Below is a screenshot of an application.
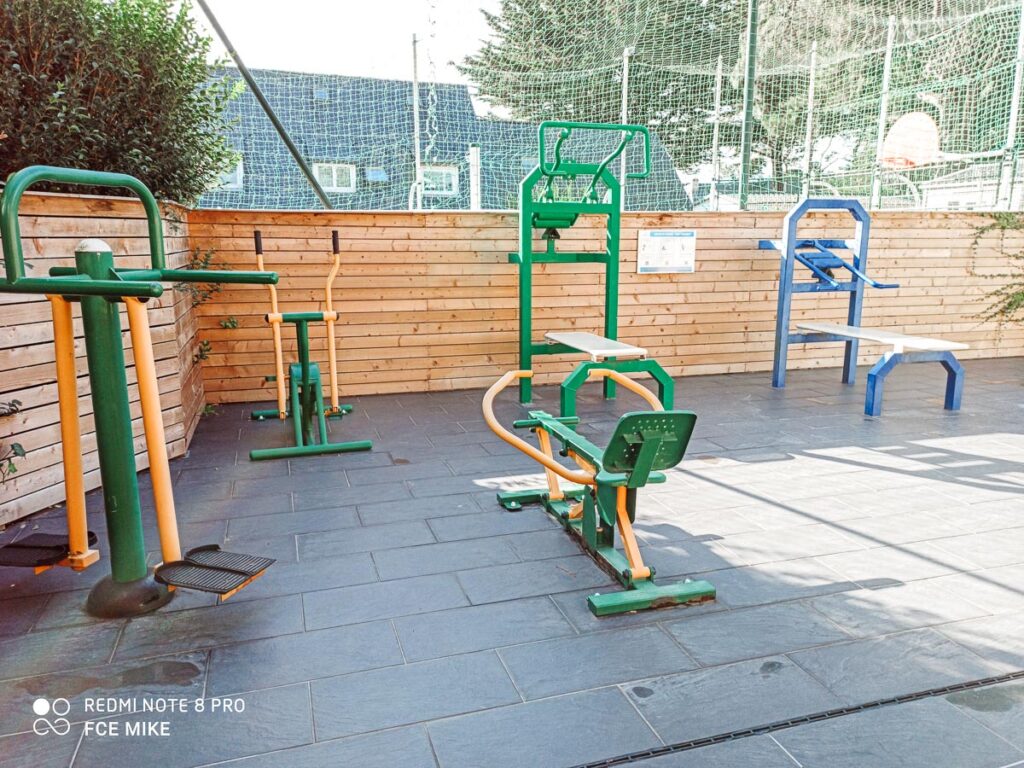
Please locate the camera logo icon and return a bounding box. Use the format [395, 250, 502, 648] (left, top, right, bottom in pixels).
[32, 698, 71, 736]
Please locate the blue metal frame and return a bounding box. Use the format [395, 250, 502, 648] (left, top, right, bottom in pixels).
[760, 198, 898, 389]
[864, 350, 964, 417]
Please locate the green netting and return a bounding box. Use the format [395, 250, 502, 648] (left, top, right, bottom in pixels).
[196, 0, 1024, 212]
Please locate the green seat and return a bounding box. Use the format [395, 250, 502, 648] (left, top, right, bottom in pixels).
[603, 410, 697, 486]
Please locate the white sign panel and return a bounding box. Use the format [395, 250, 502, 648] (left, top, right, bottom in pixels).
[637, 230, 696, 274]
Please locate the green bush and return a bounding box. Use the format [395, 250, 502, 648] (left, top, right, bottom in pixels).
[0, 0, 236, 204]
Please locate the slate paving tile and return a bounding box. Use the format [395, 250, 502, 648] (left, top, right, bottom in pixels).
[0, 652, 206, 736]
[428, 688, 660, 768]
[231, 472, 349, 499]
[630, 736, 798, 767]
[286, 450, 395, 474]
[293, 480, 408, 511]
[34, 586, 217, 631]
[930, 564, 1024, 615]
[226, 552, 377, 602]
[788, 628, 1009, 704]
[0, 728, 83, 768]
[500, 625, 697, 699]
[0, 594, 48, 636]
[666, 602, 851, 666]
[175, 462, 289, 486]
[624, 655, 841, 743]
[775, 696, 1024, 768]
[225, 506, 359, 540]
[407, 474, 498, 498]
[207, 620, 402, 695]
[458, 555, 610, 604]
[691, 557, 858, 609]
[931, 527, 1024, 569]
[946, 679, 1024, 751]
[428, 508, 558, 542]
[936, 611, 1024, 669]
[807, 580, 993, 638]
[303, 573, 469, 630]
[0, 557, 112, 600]
[311, 651, 519, 740]
[297, 520, 435, 560]
[207, 726, 437, 768]
[114, 594, 304, 661]
[639, 540, 741, 578]
[717, 524, 864, 567]
[814, 541, 979, 585]
[0, 622, 122, 681]
[637, 505, 765, 542]
[499, 528, 583, 561]
[73, 683, 313, 768]
[373, 538, 519, 581]
[177, 493, 292, 523]
[393, 596, 575, 662]
[347, 459, 452, 486]
[357, 493, 480, 526]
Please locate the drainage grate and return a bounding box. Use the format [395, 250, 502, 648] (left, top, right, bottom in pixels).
[572, 668, 1024, 768]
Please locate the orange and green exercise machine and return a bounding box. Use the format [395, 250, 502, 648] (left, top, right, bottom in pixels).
[248, 229, 372, 461]
[0, 166, 276, 618]
[482, 368, 716, 616]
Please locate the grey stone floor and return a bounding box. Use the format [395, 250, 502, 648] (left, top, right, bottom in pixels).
[2, 357, 1024, 768]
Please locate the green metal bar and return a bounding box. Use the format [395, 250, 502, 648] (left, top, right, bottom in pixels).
[518, 167, 542, 403]
[194, 0, 333, 210]
[115, 269, 278, 285]
[249, 439, 373, 462]
[280, 311, 333, 323]
[314, 379, 330, 445]
[2, 166, 164, 280]
[538, 122, 651, 180]
[75, 245, 148, 583]
[0, 276, 163, 298]
[294, 323, 314, 446]
[289, 364, 304, 447]
[738, 0, 760, 211]
[604, 172, 621, 401]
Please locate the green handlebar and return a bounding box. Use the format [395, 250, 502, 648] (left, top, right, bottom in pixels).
[2, 166, 166, 281]
[538, 121, 652, 180]
[49, 267, 278, 285]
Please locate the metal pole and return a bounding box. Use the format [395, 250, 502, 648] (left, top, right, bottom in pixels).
[468, 143, 482, 210]
[620, 46, 634, 211]
[803, 42, 818, 198]
[194, 0, 332, 209]
[870, 15, 897, 209]
[711, 55, 723, 211]
[412, 35, 424, 210]
[998, 0, 1024, 209]
[738, 0, 759, 211]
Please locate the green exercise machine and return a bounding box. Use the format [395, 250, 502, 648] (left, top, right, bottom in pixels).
[0, 166, 276, 617]
[248, 230, 372, 461]
[512, 121, 674, 416]
[483, 368, 715, 616]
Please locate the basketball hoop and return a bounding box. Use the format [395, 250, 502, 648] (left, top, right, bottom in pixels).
[880, 112, 941, 168]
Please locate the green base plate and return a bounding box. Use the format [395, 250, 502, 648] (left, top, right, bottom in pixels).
[587, 578, 716, 617]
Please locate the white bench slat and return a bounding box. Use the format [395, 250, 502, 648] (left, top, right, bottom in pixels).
[545, 331, 647, 361]
[795, 322, 969, 353]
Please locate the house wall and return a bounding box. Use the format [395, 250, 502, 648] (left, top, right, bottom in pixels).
[0, 193, 205, 526]
[188, 208, 1024, 402]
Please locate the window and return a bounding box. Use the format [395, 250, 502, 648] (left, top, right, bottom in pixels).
[422, 165, 459, 196]
[365, 167, 389, 183]
[219, 160, 243, 190]
[313, 163, 356, 193]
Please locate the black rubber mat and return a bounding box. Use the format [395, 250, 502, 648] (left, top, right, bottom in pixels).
[0, 531, 98, 567]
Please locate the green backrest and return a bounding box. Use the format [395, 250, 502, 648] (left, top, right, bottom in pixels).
[603, 411, 697, 478]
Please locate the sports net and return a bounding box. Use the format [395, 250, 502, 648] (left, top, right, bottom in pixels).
[196, 0, 1024, 212]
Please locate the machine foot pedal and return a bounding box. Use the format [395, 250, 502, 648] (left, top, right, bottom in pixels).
[0, 531, 98, 567]
[155, 545, 274, 598]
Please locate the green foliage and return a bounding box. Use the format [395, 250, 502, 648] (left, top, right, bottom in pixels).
[0, 0, 237, 204]
[972, 212, 1024, 324]
[175, 248, 222, 307]
[219, 316, 239, 329]
[0, 399, 23, 485]
[202, 403, 220, 416]
[192, 339, 212, 363]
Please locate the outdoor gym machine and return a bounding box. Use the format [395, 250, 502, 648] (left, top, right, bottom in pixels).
[482, 368, 715, 616]
[0, 166, 276, 618]
[248, 230, 372, 461]
[512, 121, 674, 416]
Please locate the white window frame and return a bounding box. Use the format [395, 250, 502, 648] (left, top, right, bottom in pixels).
[313, 162, 357, 194]
[220, 160, 244, 190]
[422, 165, 459, 197]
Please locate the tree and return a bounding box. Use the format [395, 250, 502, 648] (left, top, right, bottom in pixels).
[0, 0, 236, 204]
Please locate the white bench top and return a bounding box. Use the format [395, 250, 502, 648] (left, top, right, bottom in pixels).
[796, 322, 969, 353]
[545, 332, 647, 361]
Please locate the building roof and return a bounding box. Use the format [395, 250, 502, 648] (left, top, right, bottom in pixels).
[199, 68, 691, 211]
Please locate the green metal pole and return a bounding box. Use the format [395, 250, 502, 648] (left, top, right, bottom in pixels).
[604, 171, 621, 401]
[738, 0, 759, 211]
[295, 321, 314, 445]
[519, 177, 534, 403]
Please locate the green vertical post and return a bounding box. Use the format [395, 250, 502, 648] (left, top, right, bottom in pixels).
[738, 0, 759, 211]
[295, 321, 314, 445]
[519, 175, 534, 403]
[77, 241, 171, 617]
[603, 175, 621, 400]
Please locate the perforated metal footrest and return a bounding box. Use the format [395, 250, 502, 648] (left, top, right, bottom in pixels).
[155, 545, 274, 598]
[0, 531, 98, 567]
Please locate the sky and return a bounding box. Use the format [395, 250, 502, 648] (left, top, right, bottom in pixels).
[187, 0, 501, 84]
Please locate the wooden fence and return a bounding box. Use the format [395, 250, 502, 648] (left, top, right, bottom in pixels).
[0, 193, 203, 525]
